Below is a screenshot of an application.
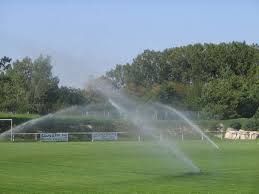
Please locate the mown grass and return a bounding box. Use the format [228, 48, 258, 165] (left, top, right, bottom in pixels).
[0, 113, 39, 129]
[0, 140, 258, 193]
[0, 112, 39, 119]
[149, 118, 252, 132]
[0, 112, 117, 126]
[0, 111, 252, 131]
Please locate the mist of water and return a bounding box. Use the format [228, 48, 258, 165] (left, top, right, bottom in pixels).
[0, 79, 217, 173]
[95, 79, 221, 172]
[156, 103, 219, 149]
[0, 106, 78, 140]
[96, 80, 218, 149]
[93, 80, 200, 172]
[109, 98, 200, 172]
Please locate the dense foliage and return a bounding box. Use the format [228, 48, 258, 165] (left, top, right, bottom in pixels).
[0, 55, 88, 114]
[229, 121, 242, 130]
[243, 119, 259, 131]
[106, 42, 259, 119]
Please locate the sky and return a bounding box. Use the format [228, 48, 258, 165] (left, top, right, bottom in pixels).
[0, 0, 258, 88]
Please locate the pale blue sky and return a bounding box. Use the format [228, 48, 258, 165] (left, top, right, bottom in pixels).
[1, 0, 258, 88]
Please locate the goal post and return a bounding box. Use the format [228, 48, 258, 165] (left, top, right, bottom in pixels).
[0, 119, 13, 141]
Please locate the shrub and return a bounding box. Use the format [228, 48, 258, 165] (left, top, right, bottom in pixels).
[253, 108, 259, 118]
[229, 121, 241, 130]
[243, 120, 259, 131]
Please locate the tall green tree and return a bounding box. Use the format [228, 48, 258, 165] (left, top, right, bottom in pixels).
[29, 55, 59, 114]
[0, 56, 11, 74]
[105, 42, 259, 118]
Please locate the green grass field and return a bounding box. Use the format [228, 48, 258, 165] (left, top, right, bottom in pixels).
[0, 140, 258, 193]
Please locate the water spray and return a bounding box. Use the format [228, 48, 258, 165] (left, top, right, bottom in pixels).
[157, 103, 219, 149]
[108, 98, 201, 173]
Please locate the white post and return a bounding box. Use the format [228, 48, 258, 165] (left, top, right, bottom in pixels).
[181, 131, 184, 141]
[11, 119, 13, 142]
[159, 133, 162, 141]
[201, 135, 204, 140]
[138, 135, 141, 142]
[0, 119, 13, 142]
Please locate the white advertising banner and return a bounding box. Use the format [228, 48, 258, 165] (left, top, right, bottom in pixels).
[40, 133, 68, 142]
[92, 132, 118, 141]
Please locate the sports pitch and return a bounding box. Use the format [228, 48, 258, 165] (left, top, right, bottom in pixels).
[0, 141, 258, 193]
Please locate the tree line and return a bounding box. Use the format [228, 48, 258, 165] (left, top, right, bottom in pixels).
[0, 55, 88, 114]
[105, 42, 259, 119]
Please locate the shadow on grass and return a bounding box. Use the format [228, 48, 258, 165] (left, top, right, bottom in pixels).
[157, 171, 209, 180]
[110, 170, 211, 187]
